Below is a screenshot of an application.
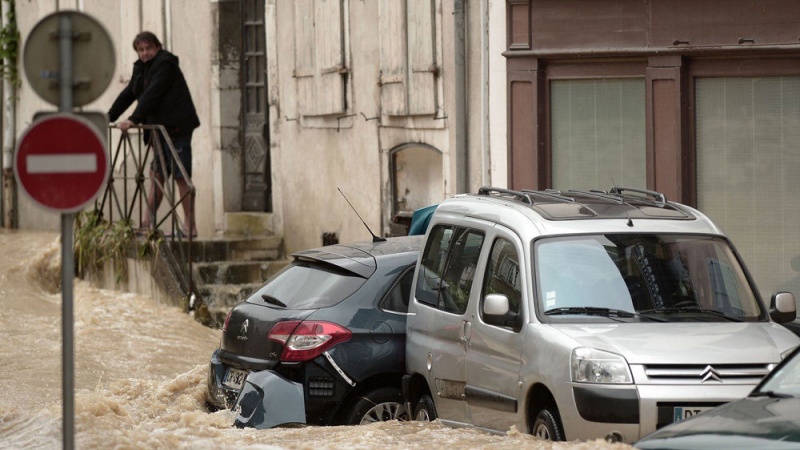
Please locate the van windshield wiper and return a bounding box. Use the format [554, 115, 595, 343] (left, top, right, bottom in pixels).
[545, 306, 668, 322]
[262, 294, 287, 308]
[546, 307, 635, 318]
[638, 307, 742, 322]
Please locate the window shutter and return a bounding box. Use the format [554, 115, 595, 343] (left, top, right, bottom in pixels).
[294, 0, 316, 115]
[294, 0, 346, 117]
[407, 0, 437, 115]
[380, 0, 408, 116]
[315, 0, 345, 115]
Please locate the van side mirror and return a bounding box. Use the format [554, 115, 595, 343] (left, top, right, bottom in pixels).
[483, 294, 509, 316]
[769, 292, 797, 324]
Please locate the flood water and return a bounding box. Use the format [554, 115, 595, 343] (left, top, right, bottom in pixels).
[0, 229, 632, 449]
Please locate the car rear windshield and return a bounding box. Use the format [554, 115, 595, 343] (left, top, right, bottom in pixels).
[535, 234, 765, 321]
[247, 260, 367, 309]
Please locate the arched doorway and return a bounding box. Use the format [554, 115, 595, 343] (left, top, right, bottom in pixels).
[388, 143, 444, 235]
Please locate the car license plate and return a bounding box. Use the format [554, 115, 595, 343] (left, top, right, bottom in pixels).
[223, 368, 248, 390]
[673, 406, 713, 422]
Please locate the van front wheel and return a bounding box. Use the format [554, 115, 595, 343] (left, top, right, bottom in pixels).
[532, 406, 564, 441]
[413, 394, 437, 421]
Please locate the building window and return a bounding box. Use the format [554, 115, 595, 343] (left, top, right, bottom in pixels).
[550, 78, 646, 190]
[696, 76, 800, 299]
[294, 0, 349, 116]
[379, 0, 440, 117]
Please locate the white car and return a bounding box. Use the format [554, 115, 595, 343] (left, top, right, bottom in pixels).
[402, 187, 799, 445]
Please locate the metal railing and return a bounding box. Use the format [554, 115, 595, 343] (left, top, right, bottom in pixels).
[95, 124, 195, 300]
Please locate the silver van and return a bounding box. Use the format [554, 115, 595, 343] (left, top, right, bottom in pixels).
[402, 187, 799, 444]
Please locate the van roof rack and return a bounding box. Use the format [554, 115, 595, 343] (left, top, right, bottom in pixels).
[609, 186, 666, 206]
[473, 186, 691, 221]
[477, 187, 534, 205]
[567, 189, 624, 204]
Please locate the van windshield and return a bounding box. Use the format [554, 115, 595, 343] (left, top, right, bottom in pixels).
[534, 234, 765, 322]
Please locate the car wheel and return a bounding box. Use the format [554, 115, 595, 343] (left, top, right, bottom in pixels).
[205, 401, 221, 413]
[413, 394, 437, 421]
[532, 406, 564, 441]
[345, 387, 408, 425]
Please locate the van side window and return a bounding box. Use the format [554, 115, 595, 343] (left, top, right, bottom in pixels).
[416, 225, 455, 307]
[415, 225, 484, 314]
[439, 229, 484, 313]
[481, 238, 523, 331]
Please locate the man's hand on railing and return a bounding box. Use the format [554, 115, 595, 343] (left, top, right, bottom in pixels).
[117, 119, 135, 132]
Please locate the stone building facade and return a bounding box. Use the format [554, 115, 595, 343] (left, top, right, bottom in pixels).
[5, 0, 508, 253]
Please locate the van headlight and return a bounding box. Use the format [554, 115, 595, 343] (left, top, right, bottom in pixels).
[571, 348, 632, 384]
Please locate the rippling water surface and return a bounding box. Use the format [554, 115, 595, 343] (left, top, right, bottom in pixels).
[0, 229, 632, 449]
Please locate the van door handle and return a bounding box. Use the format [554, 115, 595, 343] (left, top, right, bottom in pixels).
[461, 320, 471, 343]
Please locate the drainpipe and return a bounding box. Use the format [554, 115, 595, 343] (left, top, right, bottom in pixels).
[480, 0, 490, 187]
[454, 0, 467, 193]
[1, 0, 16, 228]
[163, 0, 172, 50]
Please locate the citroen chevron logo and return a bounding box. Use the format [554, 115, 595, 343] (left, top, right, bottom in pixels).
[700, 365, 722, 383]
[237, 319, 249, 341]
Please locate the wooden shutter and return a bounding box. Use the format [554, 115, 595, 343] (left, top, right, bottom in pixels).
[294, 0, 316, 115]
[380, 0, 408, 116]
[294, 0, 346, 116]
[407, 0, 437, 115]
[380, 0, 437, 117]
[315, 0, 345, 115]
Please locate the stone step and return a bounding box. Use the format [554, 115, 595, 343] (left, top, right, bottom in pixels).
[224, 212, 275, 237]
[196, 283, 263, 324]
[171, 235, 284, 263]
[199, 283, 260, 308]
[193, 259, 290, 285]
[182, 212, 285, 328]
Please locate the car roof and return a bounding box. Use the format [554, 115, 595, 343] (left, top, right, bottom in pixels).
[433, 186, 725, 238]
[290, 235, 423, 278]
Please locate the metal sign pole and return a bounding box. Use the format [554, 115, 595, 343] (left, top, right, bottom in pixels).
[58, 14, 75, 450]
[19, 13, 114, 449]
[20, 11, 114, 447]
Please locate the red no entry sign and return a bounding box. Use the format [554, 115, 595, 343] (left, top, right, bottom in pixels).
[14, 113, 109, 213]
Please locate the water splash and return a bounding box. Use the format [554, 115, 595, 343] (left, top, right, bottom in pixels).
[0, 230, 633, 449]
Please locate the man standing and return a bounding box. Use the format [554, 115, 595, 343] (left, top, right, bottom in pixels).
[108, 31, 200, 237]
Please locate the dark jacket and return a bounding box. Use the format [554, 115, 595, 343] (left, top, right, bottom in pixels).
[108, 49, 200, 134]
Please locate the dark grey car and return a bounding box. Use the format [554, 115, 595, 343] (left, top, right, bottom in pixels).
[206, 236, 422, 427]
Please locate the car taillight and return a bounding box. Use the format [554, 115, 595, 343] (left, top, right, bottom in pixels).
[268, 320, 352, 362]
[222, 310, 233, 332]
[220, 310, 234, 346]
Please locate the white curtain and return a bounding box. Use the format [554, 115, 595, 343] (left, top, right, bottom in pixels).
[550, 79, 646, 190]
[696, 77, 800, 302]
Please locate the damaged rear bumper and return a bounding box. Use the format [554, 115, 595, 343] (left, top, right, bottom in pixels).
[206, 349, 307, 429]
[233, 370, 307, 429]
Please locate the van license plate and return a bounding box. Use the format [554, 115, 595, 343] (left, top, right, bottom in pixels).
[673, 406, 712, 422]
[223, 368, 248, 389]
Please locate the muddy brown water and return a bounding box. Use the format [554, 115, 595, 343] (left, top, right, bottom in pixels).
[0, 229, 631, 449]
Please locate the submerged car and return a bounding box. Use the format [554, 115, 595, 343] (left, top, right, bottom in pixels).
[206, 236, 422, 428]
[635, 346, 800, 449]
